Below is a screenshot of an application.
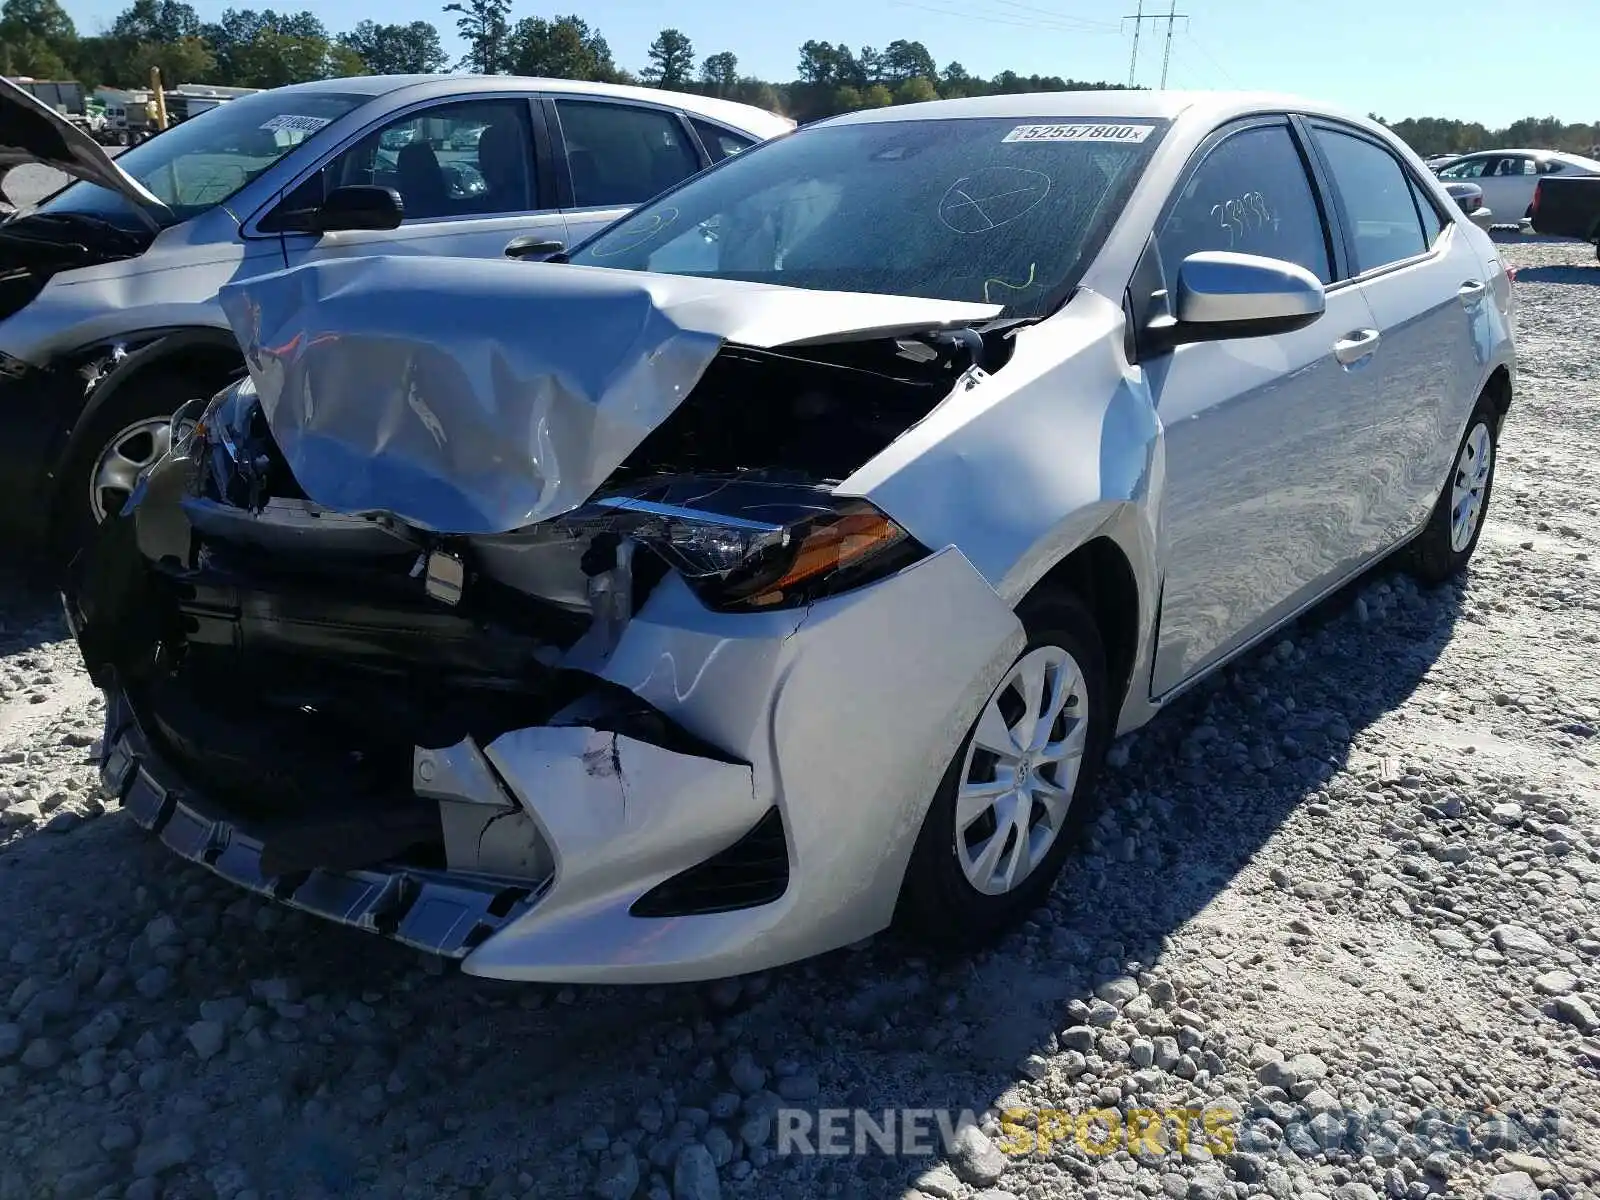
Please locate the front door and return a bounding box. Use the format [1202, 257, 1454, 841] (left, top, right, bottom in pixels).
[278, 96, 567, 268]
[1149, 118, 1381, 695]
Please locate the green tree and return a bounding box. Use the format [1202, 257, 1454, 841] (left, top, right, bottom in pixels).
[642, 27, 694, 88]
[0, 0, 77, 77]
[832, 85, 862, 112]
[894, 76, 938, 105]
[202, 9, 338, 87]
[862, 83, 892, 108]
[880, 39, 935, 83]
[326, 41, 369, 76]
[506, 14, 618, 80]
[339, 20, 447, 74]
[111, 0, 200, 42]
[699, 50, 738, 96]
[442, 0, 511, 73]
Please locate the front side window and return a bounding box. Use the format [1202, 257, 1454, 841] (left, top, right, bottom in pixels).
[37, 90, 368, 227]
[316, 99, 536, 222]
[1439, 156, 1491, 180]
[567, 116, 1166, 317]
[1158, 123, 1332, 286]
[1312, 127, 1427, 273]
[556, 100, 701, 208]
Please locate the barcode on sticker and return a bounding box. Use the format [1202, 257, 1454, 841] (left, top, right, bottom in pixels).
[260, 114, 332, 135]
[1003, 123, 1154, 144]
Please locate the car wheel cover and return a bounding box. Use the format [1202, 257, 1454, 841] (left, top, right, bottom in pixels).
[955, 643, 1089, 896]
[88, 413, 188, 524]
[1449, 420, 1493, 553]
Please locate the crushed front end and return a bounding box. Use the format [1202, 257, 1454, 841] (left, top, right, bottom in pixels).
[64, 257, 1026, 982]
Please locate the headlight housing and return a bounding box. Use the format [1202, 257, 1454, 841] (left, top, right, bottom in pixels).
[557, 477, 927, 612]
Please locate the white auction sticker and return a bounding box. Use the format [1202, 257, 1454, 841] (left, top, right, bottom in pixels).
[260, 114, 333, 135]
[1002, 123, 1155, 144]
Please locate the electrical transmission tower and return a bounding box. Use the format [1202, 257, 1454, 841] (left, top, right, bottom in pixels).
[1124, 0, 1188, 89]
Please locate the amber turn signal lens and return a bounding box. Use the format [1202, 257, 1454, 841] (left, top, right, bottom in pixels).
[749, 507, 907, 606]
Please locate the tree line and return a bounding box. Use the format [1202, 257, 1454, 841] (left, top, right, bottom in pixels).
[2, 0, 1594, 149]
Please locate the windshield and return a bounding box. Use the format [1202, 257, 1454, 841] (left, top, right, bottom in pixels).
[567, 116, 1167, 317]
[38, 90, 370, 228]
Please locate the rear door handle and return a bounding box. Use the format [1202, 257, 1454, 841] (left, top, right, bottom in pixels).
[1334, 328, 1381, 366]
[1458, 279, 1488, 305]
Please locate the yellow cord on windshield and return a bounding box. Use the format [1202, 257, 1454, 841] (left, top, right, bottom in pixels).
[983, 262, 1037, 304]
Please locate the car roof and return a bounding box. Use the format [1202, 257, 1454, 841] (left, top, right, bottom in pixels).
[814, 89, 1378, 129]
[264, 74, 794, 138]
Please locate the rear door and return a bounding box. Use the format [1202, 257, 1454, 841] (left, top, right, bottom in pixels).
[1304, 120, 1484, 552]
[270, 94, 567, 268]
[546, 97, 711, 246]
[1149, 117, 1385, 694]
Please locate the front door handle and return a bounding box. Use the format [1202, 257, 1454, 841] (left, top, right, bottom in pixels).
[1458, 279, 1488, 305]
[1333, 328, 1381, 366]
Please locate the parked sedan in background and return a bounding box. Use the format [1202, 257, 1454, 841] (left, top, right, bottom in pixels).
[1444, 180, 1495, 229]
[1437, 148, 1600, 222]
[70, 90, 1514, 984]
[0, 74, 791, 555]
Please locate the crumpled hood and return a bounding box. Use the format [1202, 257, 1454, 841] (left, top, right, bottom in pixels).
[0, 76, 167, 212]
[216, 254, 1001, 534]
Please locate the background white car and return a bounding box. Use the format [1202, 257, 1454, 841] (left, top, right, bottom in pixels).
[0, 74, 791, 553]
[1436, 148, 1600, 222]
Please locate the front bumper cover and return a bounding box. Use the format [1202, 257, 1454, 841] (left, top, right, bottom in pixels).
[89, 545, 1024, 984]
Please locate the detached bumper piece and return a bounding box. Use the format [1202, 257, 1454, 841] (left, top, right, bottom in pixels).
[100, 693, 545, 959]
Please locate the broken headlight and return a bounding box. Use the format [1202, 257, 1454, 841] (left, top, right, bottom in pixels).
[562, 477, 927, 612]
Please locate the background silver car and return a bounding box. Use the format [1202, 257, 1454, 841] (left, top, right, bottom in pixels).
[0, 74, 790, 553]
[74, 90, 1515, 984]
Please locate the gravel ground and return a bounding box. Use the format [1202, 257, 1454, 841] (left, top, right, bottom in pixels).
[1, 239, 1598, 1200]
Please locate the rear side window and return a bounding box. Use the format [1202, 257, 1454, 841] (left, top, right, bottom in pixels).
[691, 118, 755, 162]
[1158, 122, 1333, 287]
[555, 100, 700, 207]
[1312, 127, 1427, 273]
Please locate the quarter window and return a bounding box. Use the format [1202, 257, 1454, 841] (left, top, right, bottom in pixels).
[556, 100, 701, 207]
[1312, 127, 1428, 272]
[1158, 123, 1332, 288]
[1408, 177, 1445, 247]
[691, 118, 755, 163]
[315, 99, 536, 222]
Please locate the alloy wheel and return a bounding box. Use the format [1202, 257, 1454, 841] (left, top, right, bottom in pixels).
[1449, 420, 1494, 553]
[87, 415, 184, 524]
[955, 644, 1090, 896]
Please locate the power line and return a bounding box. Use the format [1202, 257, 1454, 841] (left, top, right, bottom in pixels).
[1124, 1, 1188, 88]
[1185, 30, 1240, 88]
[987, 0, 1120, 32]
[889, 0, 1120, 36]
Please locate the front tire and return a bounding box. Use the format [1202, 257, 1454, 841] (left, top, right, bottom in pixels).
[1405, 397, 1499, 586]
[897, 590, 1113, 949]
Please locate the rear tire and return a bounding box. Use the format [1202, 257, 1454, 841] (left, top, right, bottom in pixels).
[897, 590, 1113, 950]
[1405, 396, 1499, 586]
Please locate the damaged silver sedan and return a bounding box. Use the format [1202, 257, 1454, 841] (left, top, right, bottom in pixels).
[66, 91, 1515, 983]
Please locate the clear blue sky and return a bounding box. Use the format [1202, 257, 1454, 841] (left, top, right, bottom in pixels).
[62, 0, 1595, 129]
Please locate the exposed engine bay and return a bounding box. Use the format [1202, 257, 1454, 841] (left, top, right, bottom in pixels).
[71, 263, 1018, 901]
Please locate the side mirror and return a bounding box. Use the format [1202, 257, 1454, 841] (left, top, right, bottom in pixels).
[314, 185, 404, 232]
[1146, 251, 1325, 353]
[503, 235, 566, 261]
